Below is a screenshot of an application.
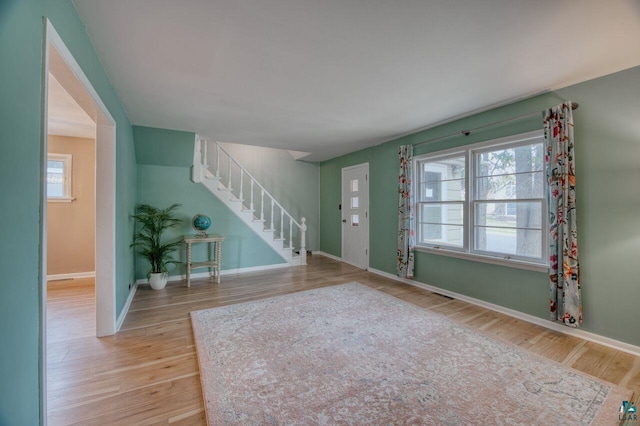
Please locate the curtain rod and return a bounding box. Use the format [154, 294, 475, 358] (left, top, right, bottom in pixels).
[414, 102, 579, 148]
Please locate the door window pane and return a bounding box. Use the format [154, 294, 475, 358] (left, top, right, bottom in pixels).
[351, 179, 359, 192]
[351, 196, 359, 209]
[351, 214, 359, 226]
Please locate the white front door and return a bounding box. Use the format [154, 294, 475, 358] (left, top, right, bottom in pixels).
[341, 163, 369, 269]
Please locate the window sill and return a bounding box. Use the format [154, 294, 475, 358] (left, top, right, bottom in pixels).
[47, 197, 75, 203]
[414, 245, 549, 273]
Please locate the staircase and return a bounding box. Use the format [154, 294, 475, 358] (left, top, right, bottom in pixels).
[192, 136, 307, 266]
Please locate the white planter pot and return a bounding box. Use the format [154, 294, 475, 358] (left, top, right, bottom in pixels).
[148, 272, 168, 290]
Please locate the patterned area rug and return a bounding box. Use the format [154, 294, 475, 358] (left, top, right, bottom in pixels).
[191, 283, 630, 425]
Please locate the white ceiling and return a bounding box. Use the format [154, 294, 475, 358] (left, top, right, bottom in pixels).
[73, 0, 640, 161]
[48, 73, 96, 139]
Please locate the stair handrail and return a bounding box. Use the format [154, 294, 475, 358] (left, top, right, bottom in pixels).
[213, 142, 303, 229]
[195, 136, 307, 262]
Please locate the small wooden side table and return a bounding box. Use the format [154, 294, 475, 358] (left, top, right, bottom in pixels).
[183, 234, 224, 287]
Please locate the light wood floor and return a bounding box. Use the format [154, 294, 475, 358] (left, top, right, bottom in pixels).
[47, 255, 640, 425]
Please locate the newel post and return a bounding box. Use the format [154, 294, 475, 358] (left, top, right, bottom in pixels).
[192, 137, 202, 183]
[300, 217, 307, 265]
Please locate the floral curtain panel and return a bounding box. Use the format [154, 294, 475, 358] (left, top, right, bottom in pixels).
[397, 145, 415, 278]
[543, 102, 582, 327]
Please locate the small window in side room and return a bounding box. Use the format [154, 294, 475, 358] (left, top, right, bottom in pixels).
[47, 153, 74, 202]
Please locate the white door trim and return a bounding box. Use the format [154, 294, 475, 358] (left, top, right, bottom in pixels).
[341, 162, 370, 269]
[42, 18, 117, 423]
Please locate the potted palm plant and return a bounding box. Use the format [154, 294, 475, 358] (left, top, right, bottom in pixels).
[131, 203, 183, 290]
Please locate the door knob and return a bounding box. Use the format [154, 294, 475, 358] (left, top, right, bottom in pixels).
[342, 219, 347, 223]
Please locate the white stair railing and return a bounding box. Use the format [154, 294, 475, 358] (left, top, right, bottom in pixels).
[193, 137, 307, 264]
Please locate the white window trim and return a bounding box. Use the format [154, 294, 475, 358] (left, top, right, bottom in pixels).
[47, 153, 75, 202]
[414, 245, 548, 272]
[415, 150, 467, 251]
[413, 130, 548, 272]
[418, 161, 461, 246]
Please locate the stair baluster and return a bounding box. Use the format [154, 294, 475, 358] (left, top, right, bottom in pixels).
[270, 200, 275, 231]
[289, 216, 293, 249]
[300, 218, 306, 256]
[215, 144, 221, 178]
[250, 179, 254, 211]
[280, 210, 284, 240]
[202, 139, 208, 166]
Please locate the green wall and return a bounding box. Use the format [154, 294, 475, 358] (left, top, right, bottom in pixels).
[555, 68, 640, 342]
[136, 165, 287, 278]
[0, 2, 137, 424]
[321, 66, 640, 348]
[133, 125, 195, 167]
[134, 127, 289, 279]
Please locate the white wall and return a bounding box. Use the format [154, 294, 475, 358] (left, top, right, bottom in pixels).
[215, 142, 320, 251]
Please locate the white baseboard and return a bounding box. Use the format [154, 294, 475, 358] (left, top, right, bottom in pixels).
[220, 263, 290, 276]
[116, 282, 138, 332]
[313, 251, 342, 262]
[47, 271, 95, 281]
[135, 263, 291, 285]
[367, 267, 640, 357]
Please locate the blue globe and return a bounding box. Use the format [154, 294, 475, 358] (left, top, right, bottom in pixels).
[192, 214, 211, 234]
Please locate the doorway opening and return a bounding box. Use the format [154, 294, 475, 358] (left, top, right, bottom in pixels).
[42, 20, 117, 420]
[46, 66, 97, 346]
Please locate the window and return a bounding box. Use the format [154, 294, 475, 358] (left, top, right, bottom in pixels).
[416, 155, 465, 248]
[414, 131, 546, 270]
[47, 153, 73, 202]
